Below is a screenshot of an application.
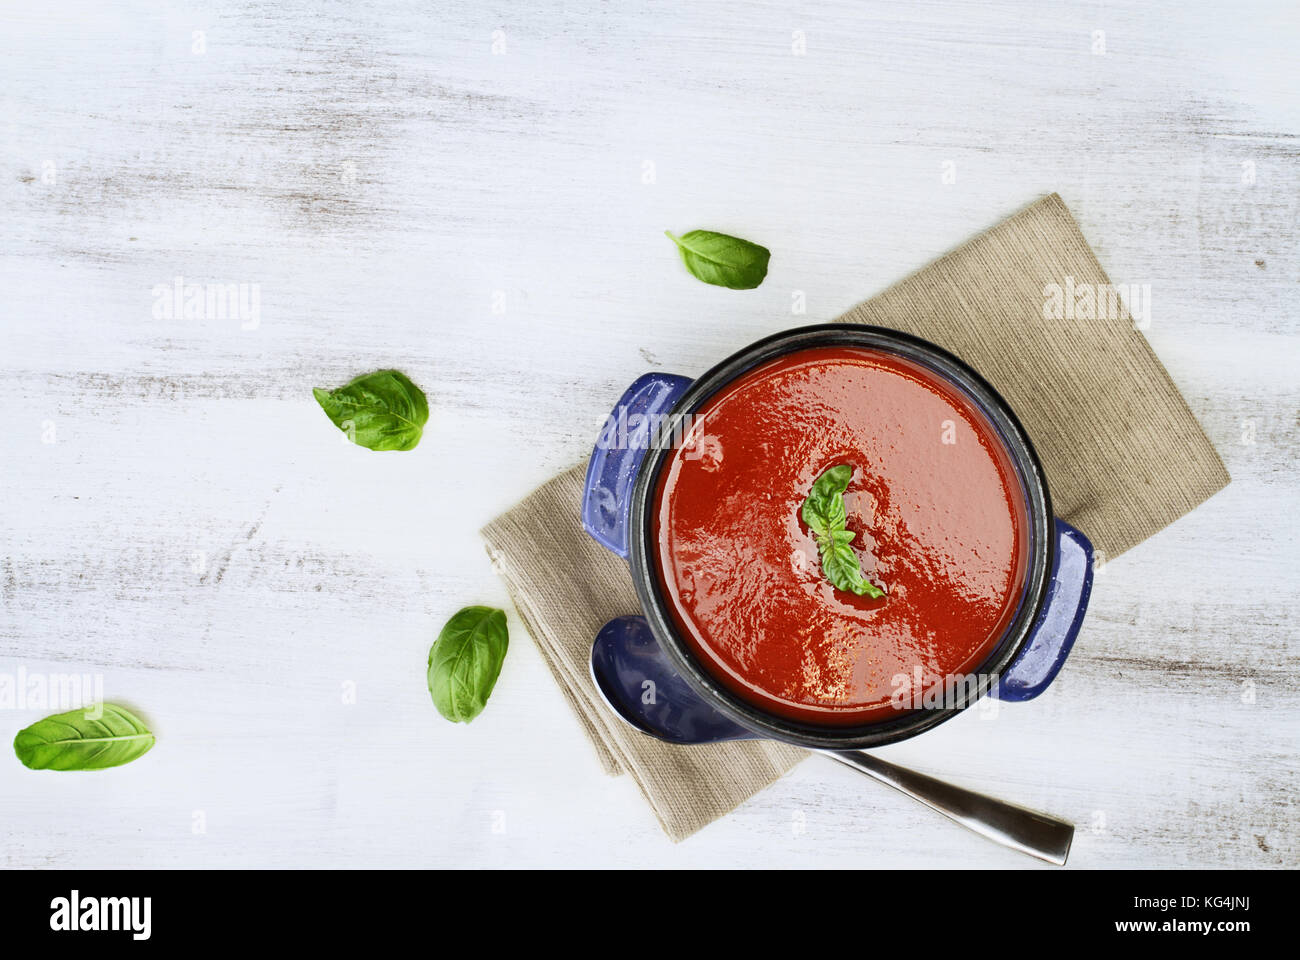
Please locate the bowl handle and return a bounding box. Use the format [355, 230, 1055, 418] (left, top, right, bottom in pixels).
[581, 373, 693, 559]
[992, 519, 1094, 701]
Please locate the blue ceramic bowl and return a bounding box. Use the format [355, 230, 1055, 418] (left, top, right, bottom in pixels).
[581, 324, 1092, 750]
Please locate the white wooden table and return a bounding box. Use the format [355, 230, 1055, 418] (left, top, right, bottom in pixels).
[2, 0, 1296, 868]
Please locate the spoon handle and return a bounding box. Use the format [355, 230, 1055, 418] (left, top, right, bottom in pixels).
[822, 750, 1074, 865]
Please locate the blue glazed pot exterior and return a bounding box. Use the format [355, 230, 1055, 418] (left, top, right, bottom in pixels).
[993, 519, 1093, 700]
[581, 373, 692, 559]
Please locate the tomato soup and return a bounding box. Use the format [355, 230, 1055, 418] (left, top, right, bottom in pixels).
[653, 346, 1029, 725]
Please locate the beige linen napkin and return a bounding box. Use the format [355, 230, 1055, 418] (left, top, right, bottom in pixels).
[482, 193, 1229, 841]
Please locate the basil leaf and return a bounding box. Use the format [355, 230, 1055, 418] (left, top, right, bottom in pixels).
[800, 466, 886, 599]
[427, 606, 509, 723]
[822, 538, 885, 598]
[801, 463, 852, 536]
[313, 369, 429, 451]
[13, 704, 155, 771]
[665, 229, 770, 289]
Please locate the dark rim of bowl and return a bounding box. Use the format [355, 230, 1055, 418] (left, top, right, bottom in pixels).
[626, 323, 1055, 750]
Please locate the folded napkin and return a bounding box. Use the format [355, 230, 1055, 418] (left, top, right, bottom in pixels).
[482, 193, 1229, 841]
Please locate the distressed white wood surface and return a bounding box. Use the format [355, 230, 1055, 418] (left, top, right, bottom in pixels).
[1, 0, 1296, 868]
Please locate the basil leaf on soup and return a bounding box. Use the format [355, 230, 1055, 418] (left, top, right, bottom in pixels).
[427, 606, 509, 723]
[665, 229, 770, 290]
[801, 463, 852, 537]
[801, 465, 886, 599]
[13, 704, 155, 771]
[824, 538, 885, 598]
[313, 369, 429, 451]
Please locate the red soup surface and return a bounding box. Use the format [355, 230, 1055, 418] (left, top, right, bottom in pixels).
[653, 346, 1029, 725]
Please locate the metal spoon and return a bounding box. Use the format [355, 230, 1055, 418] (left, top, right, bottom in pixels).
[591, 616, 1073, 865]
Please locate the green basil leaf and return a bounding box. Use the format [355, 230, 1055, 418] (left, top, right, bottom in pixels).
[801, 464, 852, 536]
[665, 229, 770, 289]
[427, 606, 509, 723]
[823, 539, 886, 598]
[801, 465, 886, 599]
[13, 704, 155, 771]
[313, 369, 429, 451]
